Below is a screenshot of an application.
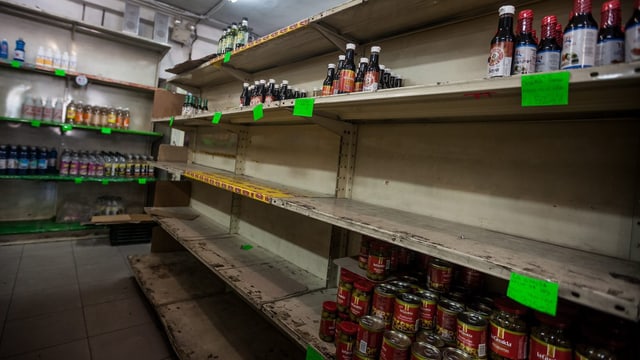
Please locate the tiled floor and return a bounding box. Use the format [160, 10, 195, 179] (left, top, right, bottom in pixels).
[0, 239, 175, 360]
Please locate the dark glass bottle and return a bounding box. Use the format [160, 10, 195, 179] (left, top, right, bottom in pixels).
[626, 0, 640, 62]
[322, 63, 336, 96]
[264, 79, 276, 105]
[0, 145, 6, 175]
[488, 5, 516, 78]
[536, 15, 562, 72]
[258, 79, 267, 103]
[378, 64, 386, 89]
[513, 9, 537, 75]
[47, 147, 57, 173]
[363, 46, 381, 92]
[279, 80, 289, 101]
[381, 67, 392, 89]
[332, 55, 345, 95]
[595, 0, 624, 66]
[338, 43, 357, 93]
[354, 57, 368, 92]
[240, 82, 249, 106]
[250, 81, 261, 105]
[561, 0, 599, 69]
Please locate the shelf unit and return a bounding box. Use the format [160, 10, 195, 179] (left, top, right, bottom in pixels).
[0, 219, 99, 236]
[0, 116, 163, 137]
[0, 174, 155, 183]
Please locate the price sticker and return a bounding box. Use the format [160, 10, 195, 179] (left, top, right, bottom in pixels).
[305, 346, 323, 360]
[253, 103, 264, 121]
[521, 71, 570, 107]
[223, 52, 232, 63]
[31, 120, 41, 127]
[101, 180, 109, 185]
[212, 112, 222, 124]
[61, 124, 73, 132]
[74, 178, 83, 184]
[10, 60, 21, 68]
[293, 98, 315, 118]
[138, 178, 147, 185]
[169, 116, 174, 127]
[507, 272, 558, 316]
[101, 127, 112, 134]
[240, 244, 253, 251]
[54, 69, 66, 77]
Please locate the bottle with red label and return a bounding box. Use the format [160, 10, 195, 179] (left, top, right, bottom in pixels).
[240, 82, 250, 106]
[249, 80, 261, 105]
[363, 46, 381, 91]
[322, 64, 336, 96]
[349, 280, 374, 322]
[626, 0, 640, 62]
[536, 15, 562, 72]
[336, 321, 359, 360]
[338, 43, 357, 94]
[488, 5, 516, 78]
[489, 297, 529, 360]
[595, 0, 624, 66]
[333, 55, 346, 95]
[561, 0, 598, 69]
[512, 9, 537, 75]
[354, 57, 369, 93]
[529, 312, 572, 360]
[263, 79, 277, 105]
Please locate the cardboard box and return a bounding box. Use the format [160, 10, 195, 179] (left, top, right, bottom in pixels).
[152, 89, 184, 118]
[90, 214, 153, 225]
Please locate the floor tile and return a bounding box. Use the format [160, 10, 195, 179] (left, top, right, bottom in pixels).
[7, 283, 82, 321]
[117, 243, 150, 258]
[0, 308, 86, 357]
[12, 265, 77, 294]
[18, 253, 75, 272]
[0, 245, 23, 260]
[79, 276, 139, 306]
[83, 296, 154, 337]
[1, 339, 91, 360]
[0, 294, 10, 339]
[21, 242, 71, 257]
[89, 322, 172, 360]
[76, 258, 131, 285]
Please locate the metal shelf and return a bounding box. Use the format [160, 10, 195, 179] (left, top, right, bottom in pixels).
[0, 174, 155, 183]
[0, 219, 100, 235]
[0, 116, 163, 137]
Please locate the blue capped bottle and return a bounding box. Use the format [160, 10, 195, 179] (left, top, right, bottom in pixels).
[13, 38, 25, 62]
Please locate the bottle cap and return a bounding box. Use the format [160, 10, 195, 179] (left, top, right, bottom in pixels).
[338, 54, 345, 60]
[385, 68, 392, 72]
[499, 5, 516, 16]
[254, 80, 260, 85]
[518, 9, 534, 19]
[243, 82, 249, 86]
[602, 0, 620, 11]
[371, 46, 381, 53]
[259, 79, 266, 84]
[268, 78, 276, 83]
[346, 43, 356, 50]
[328, 63, 336, 68]
[542, 15, 558, 25]
[359, 57, 369, 63]
[380, 64, 386, 70]
[282, 80, 289, 84]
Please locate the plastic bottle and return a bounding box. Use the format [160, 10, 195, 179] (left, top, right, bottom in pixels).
[78, 152, 88, 176]
[17, 146, 28, 175]
[13, 38, 25, 62]
[595, 0, 624, 66]
[561, 0, 599, 69]
[95, 154, 104, 177]
[338, 43, 357, 93]
[87, 153, 96, 177]
[626, 0, 640, 62]
[0, 39, 8, 59]
[59, 150, 70, 176]
[536, 15, 562, 72]
[68, 152, 79, 176]
[37, 147, 48, 174]
[0, 145, 7, 175]
[69, 52, 77, 71]
[47, 147, 57, 173]
[103, 153, 113, 177]
[513, 9, 537, 75]
[21, 95, 34, 119]
[61, 51, 70, 70]
[33, 97, 44, 120]
[28, 146, 38, 174]
[43, 97, 54, 121]
[236, 17, 249, 49]
[488, 5, 516, 77]
[7, 146, 18, 175]
[44, 47, 53, 68]
[52, 49, 62, 68]
[363, 46, 382, 92]
[333, 55, 346, 95]
[65, 101, 76, 123]
[36, 46, 45, 66]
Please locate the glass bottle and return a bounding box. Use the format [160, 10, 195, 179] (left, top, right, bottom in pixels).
[236, 17, 249, 49]
[354, 57, 369, 92]
[65, 101, 76, 124]
[382, 67, 392, 89]
[322, 63, 336, 96]
[0, 145, 6, 175]
[512, 9, 537, 75]
[240, 82, 250, 106]
[279, 80, 289, 101]
[595, 0, 624, 66]
[82, 104, 91, 125]
[488, 5, 516, 78]
[625, 0, 640, 63]
[273, 84, 281, 100]
[489, 297, 528, 360]
[536, 15, 562, 72]
[561, 0, 599, 69]
[250, 80, 261, 105]
[74, 101, 84, 124]
[333, 54, 346, 95]
[378, 65, 386, 89]
[529, 312, 572, 360]
[338, 43, 357, 93]
[107, 106, 117, 128]
[123, 108, 131, 129]
[227, 23, 238, 53]
[114, 107, 124, 128]
[264, 79, 276, 104]
[363, 46, 381, 91]
[217, 28, 227, 56]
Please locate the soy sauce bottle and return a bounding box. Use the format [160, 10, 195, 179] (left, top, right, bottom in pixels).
[338, 43, 357, 93]
[626, 0, 640, 63]
[536, 15, 562, 72]
[363, 46, 381, 91]
[354, 57, 369, 92]
[595, 0, 624, 66]
[264, 79, 277, 105]
[333, 55, 345, 95]
[512, 9, 537, 75]
[240, 82, 250, 106]
[279, 80, 289, 101]
[561, 0, 598, 69]
[322, 64, 336, 96]
[488, 5, 516, 77]
[250, 81, 261, 105]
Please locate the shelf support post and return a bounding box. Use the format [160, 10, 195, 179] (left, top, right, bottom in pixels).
[229, 127, 250, 234]
[336, 125, 358, 199]
[327, 226, 350, 287]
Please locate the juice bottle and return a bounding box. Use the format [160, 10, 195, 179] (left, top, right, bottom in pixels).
[488, 5, 516, 77]
[561, 0, 599, 69]
[512, 9, 537, 75]
[595, 0, 624, 66]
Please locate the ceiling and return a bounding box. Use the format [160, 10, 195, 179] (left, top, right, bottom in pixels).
[153, 0, 348, 36]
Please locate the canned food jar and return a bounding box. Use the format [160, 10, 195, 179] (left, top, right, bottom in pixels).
[457, 267, 484, 292]
[388, 280, 413, 294]
[397, 247, 415, 271]
[367, 240, 389, 281]
[457, 311, 488, 359]
[429, 258, 454, 292]
[380, 330, 412, 360]
[389, 245, 399, 272]
[337, 270, 357, 313]
[356, 315, 386, 358]
[436, 298, 465, 345]
[417, 330, 446, 349]
[529, 312, 572, 360]
[443, 347, 474, 360]
[466, 302, 493, 321]
[393, 292, 421, 334]
[359, 236, 372, 269]
[319, 301, 338, 342]
[372, 284, 398, 329]
[412, 341, 442, 360]
[417, 289, 439, 330]
[489, 297, 528, 360]
[335, 312, 351, 344]
[350, 279, 374, 322]
[336, 321, 359, 360]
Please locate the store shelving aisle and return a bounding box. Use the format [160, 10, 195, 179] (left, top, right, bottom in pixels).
[0, 239, 175, 360]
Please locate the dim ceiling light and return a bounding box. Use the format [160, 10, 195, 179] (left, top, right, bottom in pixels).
[228, 0, 238, 3]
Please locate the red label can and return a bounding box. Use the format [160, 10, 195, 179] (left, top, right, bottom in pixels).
[436, 298, 465, 345]
[429, 258, 453, 292]
[379, 330, 412, 360]
[392, 293, 421, 334]
[529, 336, 572, 360]
[489, 322, 527, 360]
[457, 311, 488, 359]
[356, 315, 386, 358]
[372, 284, 397, 329]
[416, 290, 439, 330]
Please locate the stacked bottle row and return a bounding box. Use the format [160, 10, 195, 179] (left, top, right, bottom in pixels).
[0, 145, 57, 175]
[65, 101, 131, 129]
[21, 96, 64, 122]
[59, 150, 154, 178]
[240, 79, 312, 107]
[181, 94, 209, 116]
[217, 17, 251, 55]
[488, 0, 640, 77]
[35, 46, 78, 71]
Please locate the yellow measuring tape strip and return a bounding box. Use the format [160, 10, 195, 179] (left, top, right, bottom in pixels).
[184, 170, 293, 203]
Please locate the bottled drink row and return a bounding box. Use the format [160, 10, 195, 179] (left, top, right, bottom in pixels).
[181, 94, 210, 117]
[488, 0, 640, 77]
[216, 17, 251, 55]
[21, 95, 64, 122]
[240, 79, 313, 107]
[0, 145, 57, 175]
[59, 150, 155, 178]
[0, 37, 78, 70]
[322, 44, 403, 96]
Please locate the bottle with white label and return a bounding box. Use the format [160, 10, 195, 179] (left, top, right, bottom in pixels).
[53, 98, 64, 122]
[69, 52, 77, 71]
[536, 15, 562, 72]
[626, 0, 640, 62]
[43, 97, 54, 121]
[61, 51, 70, 70]
[512, 9, 537, 75]
[52, 50, 62, 68]
[488, 5, 516, 78]
[595, 0, 624, 66]
[561, 0, 598, 69]
[44, 47, 53, 68]
[36, 46, 45, 66]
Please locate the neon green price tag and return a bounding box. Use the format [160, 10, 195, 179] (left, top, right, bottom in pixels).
[305, 346, 323, 360]
[138, 178, 147, 185]
[212, 112, 222, 124]
[54, 69, 66, 77]
[223, 52, 232, 63]
[101, 127, 112, 134]
[293, 98, 315, 118]
[521, 71, 570, 107]
[31, 120, 41, 127]
[253, 104, 264, 121]
[507, 272, 558, 316]
[10, 60, 21, 68]
[101, 180, 109, 185]
[74, 178, 83, 184]
[240, 244, 253, 251]
[61, 124, 73, 132]
[169, 116, 174, 127]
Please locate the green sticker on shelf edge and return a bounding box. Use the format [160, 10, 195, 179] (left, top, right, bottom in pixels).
[212, 112, 222, 124]
[521, 71, 570, 107]
[54, 68, 66, 77]
[223, 51, 232, 63]
[507, 272, 558, 316]
[31, 120, 41, 127]
[169, 116, 174, 127]
[253, 103, 264, 121]
[10, 60, 21, 68]
[74, 178, 83, 184]
[61, 124, 73, 132]
[240, 244, 253, 251]
[101, 180, 109, 185]
[293, 98, 315, 118]
[101, 127, 112, 134]
[138, 178, 147, 185]
[305, 346, 323, 360]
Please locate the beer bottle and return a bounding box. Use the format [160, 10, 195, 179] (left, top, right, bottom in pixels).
[236, 18, 249, 49]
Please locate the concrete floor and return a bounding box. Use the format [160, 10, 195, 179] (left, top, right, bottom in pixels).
[0, 239, 175, 360]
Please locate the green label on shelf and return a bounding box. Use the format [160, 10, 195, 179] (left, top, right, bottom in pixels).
[293, 98, 315, 118]
[169, 116, 174, 127]
[101, 127, 112, 134]
[54, 68, 66, 77]
[507, 272, 558, 316]
[305, 346, 323, 360]
[74, 178, 83, 184]
[101, 180, 109, 185]
[138, 178, 147, 185]
[212, 112, 222, 124]
[240, 244, 253, 251]
[61, 124, 73, 132]
[10, 60, 21, 68]
[31, 120, 41, 127]
[253, 104, 264, 121]
[223, 51, 232, 63]
[521, 71, 570, 107]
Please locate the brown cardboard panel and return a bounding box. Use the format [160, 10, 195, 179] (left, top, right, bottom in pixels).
[152, 89, 184, 119]
[153, 181, 191, 207]
[90, 214, 153, 224]
[150, 226, 184, 253]
[145, 207, 199, 220]
[157, 144, 189, 163]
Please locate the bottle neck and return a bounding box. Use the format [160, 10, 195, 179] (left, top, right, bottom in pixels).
[327, 68, 335, 78]
[368, 53, 379, 67]
[542, 22, 556, 40]
[574, 0, 592, 15]
[498, 14, 514, 33]
[518, 17, 533, 35]
[344, 49, 355, 65]
[358, 62, 368, 74]
[601, 7, 621, 28]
